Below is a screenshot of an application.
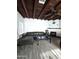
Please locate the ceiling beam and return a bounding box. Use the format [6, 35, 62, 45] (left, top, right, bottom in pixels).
[17, 0, 61, 20]
[17, 0, 27, 17]
[21, 0, 29, 17]
[47, 0, 61, 20]
[38, 0, 57, 19]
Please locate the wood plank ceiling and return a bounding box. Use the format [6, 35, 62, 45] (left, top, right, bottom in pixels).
[17, 0, 61, 20]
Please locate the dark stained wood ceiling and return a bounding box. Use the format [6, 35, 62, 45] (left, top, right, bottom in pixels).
[17, 0, 61, 20]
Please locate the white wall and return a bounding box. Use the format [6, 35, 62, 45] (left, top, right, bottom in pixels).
[17, 12, 25, 38]
[23, 18, 61, 36]
[24, 18, 48, 32]
[17, 12, 61, 38]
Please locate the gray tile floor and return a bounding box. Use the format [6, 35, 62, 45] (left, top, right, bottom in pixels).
[17, 39, 61, 59]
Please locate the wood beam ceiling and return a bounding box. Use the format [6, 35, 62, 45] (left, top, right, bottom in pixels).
[17, 0, 61, 20]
